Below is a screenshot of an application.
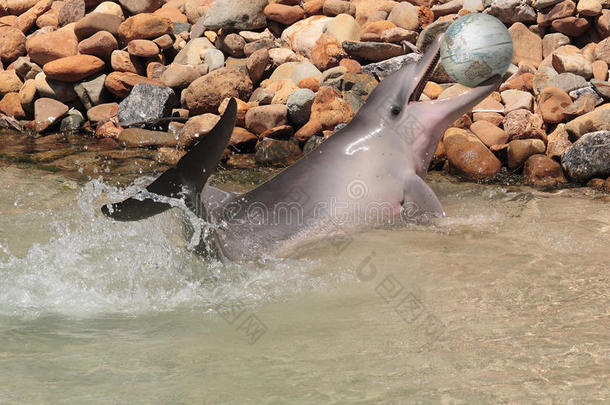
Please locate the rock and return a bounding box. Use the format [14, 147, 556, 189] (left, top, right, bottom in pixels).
[503, 109, 546, 141]
[485, 0, 537, 24]
[551, 53, 592, 78]
[536, 0, 576, 26]
[0, 70, 22, 96]
[592, 60, 608, 81]
[268, 48, 298, 67]
[93, 1, 125, 19]
[311, 33, 346, 70]
[175, 37, 214, 65]
[281, 15, 333, 57]
[509, 22, 542, 67]
[596, 37, 610, 64]
[500, 72, 534, 92]
[546, 72, 588, 93]
[388, 2, 419, 31]
[294, 118, 323, 142]
[177, 113, 220, 148]
[523, 154, 567, 187]
[538, 86, 572, 123]
[565, 109, 610, 138]
[309, 86, 353, 129]
[74, 13, 123, 40]
[118, 13, 172, 43]
[342, 41, 404, 62]
[6, 0, 39, 15]
[13, 57, 40, 81]
[14, 0, 53, 33]
[87, 102, 118, 123]
[18, 79, 36, 113]
[160, 63, 201, 89]
[286, 88, 315, 126]
[118, 83, 176, 124]
[591, 79, 610, 99]
[203, 0, 268, 30]
[264, 3, 304, 25]
[361, 53, 420, 80]
[104, 71, 164, 98]
[118, 128, 176, 148]
[111, 50, 144, 74]
[0, 28, 26, 63]
[246, 48, 269, 84]
[501, 89, 533, 112]
[222, 33, 245, 58]
[26, 27, 78, 66]
[218, 97, 249, 127]
[0, 92, 26, 118]
[431, 0, 464, 18]
[561, 131, 610, 181]
[507, 138, 546, 169]
[546, 123, 572, 159]
[202, 48, 225, 71]
[443, 127, 502, 179]
[469, 120, 508, 146]
[542, 32, 570, 58]
[324, 13, 360, 43]
[269, 61, 322, 85]
[323, 0, 356, 16]
[182, 67, 252, 115]
[249, 86, 275, 105]
[577, 0, 602, 17]
[228, 126, 258, 152]
[118, 0, 163, 15]
[551, 16, 590, 37]
[153, 34, 173, 50]
[57, 0, 84, 26]
[34, 97, 68, 132]
[94, 120, 123, 139]
[73, 73, 109, 109]
[42, 54, 104, 82]
[127, 39, 159, 58]
[59, 108, 85, 132]
[34, 71, 77, 102]
[360, 20, 395, 42]
[77, 31, 118, 60]
[563, 92, 598, 116]
[255, 137, 302, 166]
[597, 9, 610, 38]
[245, 104, 288, 135]
[259, 124, 294, 140]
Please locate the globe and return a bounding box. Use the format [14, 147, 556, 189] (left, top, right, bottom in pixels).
[440, 13, 514, 87]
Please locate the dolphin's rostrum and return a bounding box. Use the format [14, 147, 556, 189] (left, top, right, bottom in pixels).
[102, 34, 501, 261]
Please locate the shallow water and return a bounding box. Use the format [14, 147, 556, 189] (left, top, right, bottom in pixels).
[0, 163, 608, 404]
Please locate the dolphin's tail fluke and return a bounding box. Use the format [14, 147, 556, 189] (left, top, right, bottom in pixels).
[101, 98, 238, 221]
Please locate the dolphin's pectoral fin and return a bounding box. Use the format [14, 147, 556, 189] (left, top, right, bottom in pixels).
[401, 175, 445, 219]
[101, 98, 238, 221]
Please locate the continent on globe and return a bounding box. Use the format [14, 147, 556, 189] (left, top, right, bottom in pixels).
[440, 13, 513, 87]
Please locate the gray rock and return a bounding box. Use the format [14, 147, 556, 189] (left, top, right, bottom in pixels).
[533, 0, 563, 9]
[546, 73, 589, 93]
[73, 74, 108, 110]
[118, 0, 163, 14]
[362, 53, 420, 80]
[34, 72, 78, 103]
[561, 131, 610, 182]
[344, 91, 366, 114]
[203, 0, 268, 30]
[118, 84, 177, 125]
[569, 86, 604, 105]
[591, 79, 610, 99]
[321, 66, 347, 84]
[173, 22, 190, 36]
[59, 108, 84, 132]
[287, 88, 315, 126]
[484, 0, 537, 24]
[203, 49, 225, 71]
[303, 135, 325, 154]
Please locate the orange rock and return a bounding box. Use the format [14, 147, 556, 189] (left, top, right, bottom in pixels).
[418, 6, 435, 28]
[298, 76, 320, 91]
[0, 92, 26, 118]
[303, 0, 323, 15]
[423, 81, 442, 99]
[25, 27, 78, 66]
[95, 120, 123, 139]
[14, 0, 53, 33]
[538, 86, 572, 123]
[229, 127, 258, 151]
[153, 6, 188, 23]
[87, 102, 119, 123]
[118, 13, 172, 43]
[523, 154, 567, 187]
[500, 73, 534, 92]
[0, 28, 26, 63]
[78, 30, 118, 60]
[339, 58, 361, 73]
[360, 20, 396, 42]
[311, 33, 347, 71]
[443, 127, 502, 180]
[218, 97, 250, 127]
[111, 50, 144, 74]
[294, 118, 323, 142]
[104, 71, 165, 98]
[592, 60, 608, 81]
[264, 3, 305, 25]
[43, 54, 105, 82]
[33, 97, 68, 132]
[470, 120, 509, 147]
[127, 39, 159, 58]
[310, 86, 353, 130]
[473, 112, 504, 126]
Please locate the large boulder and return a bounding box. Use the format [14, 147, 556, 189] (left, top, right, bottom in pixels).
[181, 67, 252, 115]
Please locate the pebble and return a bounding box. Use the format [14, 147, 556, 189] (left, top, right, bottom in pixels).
[287, 88, 315, 126]
[443, 127, 502, 180]
[203, 0, 268, 30]
[182, 67, 252, 115]
[34, 97, 68, 132]
[538, 86, 572, 123]
[177, 113, 220, 148]
[469, 120, 509, 147]
[561, 131, 610, 182]
[118, 128, 177, 148]
[565, 109, 610, 138]
[507, 139, 546, 169]
[255, 138, 302, 166]
[309, 86, 353, 129]
[523, 154, 567, 187]
[245, 104, 288, 135]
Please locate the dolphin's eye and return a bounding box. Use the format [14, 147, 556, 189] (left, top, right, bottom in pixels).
[390, 106, 401, 116]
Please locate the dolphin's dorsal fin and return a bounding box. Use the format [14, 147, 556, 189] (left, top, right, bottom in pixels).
[402, 175, 445, 218]
[102, 98, 238, 221]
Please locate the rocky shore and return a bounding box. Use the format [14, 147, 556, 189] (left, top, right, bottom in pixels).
[0, 0, 609, 191]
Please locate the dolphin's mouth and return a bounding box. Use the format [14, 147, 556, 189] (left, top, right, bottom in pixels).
[409, 48, 440, 104]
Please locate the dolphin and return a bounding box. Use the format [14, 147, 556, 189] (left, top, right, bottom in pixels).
[101, 34, 501, 261]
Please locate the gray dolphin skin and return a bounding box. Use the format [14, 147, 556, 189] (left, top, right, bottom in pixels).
[102, 34, 502, 261]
